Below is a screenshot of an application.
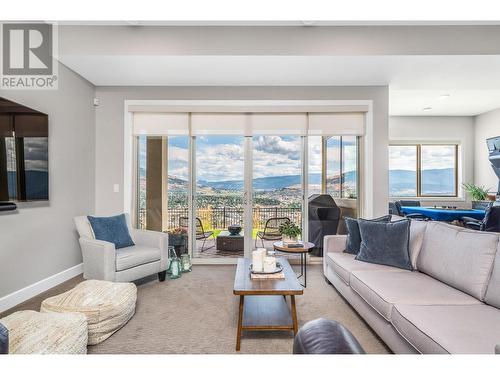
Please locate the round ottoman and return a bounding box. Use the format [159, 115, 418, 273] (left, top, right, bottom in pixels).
[41, 280, 137, 345]
[0, 310, 88, 354]
[293, 318, 365, 354]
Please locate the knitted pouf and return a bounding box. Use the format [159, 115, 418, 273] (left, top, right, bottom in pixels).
[41, 280, 137, 345]
[0, 310, 88, 354]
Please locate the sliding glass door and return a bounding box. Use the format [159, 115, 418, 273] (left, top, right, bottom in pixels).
[133, 111, 363, 261]
[194, 136, 245, 258]
[252, 135, 303, 251]
[137, 135, 191, 256]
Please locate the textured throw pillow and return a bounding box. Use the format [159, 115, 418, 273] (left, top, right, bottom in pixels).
[87, 214, 135, 249]
[355, 218, 413, 271]
[0, 321, 8, 354]
[344, 215, 391, 255]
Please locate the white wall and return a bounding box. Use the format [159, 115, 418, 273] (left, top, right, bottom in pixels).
[474, 108, 500, 194]
[0, 64, 95, 298]
[389, 116, 475, 206]
[94, 86, 389, 218]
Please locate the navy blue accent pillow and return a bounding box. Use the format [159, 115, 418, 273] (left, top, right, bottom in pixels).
[87, 214, 135, 249]
[344, 215, 391, 255]
[0, 322, 8, 354]
[355, 219, 413, 271]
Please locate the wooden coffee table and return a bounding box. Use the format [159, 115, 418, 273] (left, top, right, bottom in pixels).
[233, 257, 303, 351]
[273, 241, 315, 287]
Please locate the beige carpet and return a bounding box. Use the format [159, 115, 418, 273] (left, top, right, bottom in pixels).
[1, 265, 390, 354]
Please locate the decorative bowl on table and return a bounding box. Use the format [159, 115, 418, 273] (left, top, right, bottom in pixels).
[228, 225, 242, 235]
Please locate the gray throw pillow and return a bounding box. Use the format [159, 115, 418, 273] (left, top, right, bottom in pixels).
[344, 215, 391, 255]
[355, 219, 413, 271]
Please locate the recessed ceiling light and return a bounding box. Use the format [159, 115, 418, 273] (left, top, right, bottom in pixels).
[437, 94, 451, 100]
[422, 107, 433, 111]
[300, 21, 316, 27]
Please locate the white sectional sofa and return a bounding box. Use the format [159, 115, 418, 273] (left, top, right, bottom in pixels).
[323, 220, 500, 354]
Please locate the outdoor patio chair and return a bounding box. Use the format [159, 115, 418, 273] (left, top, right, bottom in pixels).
[255, 217, 290, 248]
[179, 217, 215, 252]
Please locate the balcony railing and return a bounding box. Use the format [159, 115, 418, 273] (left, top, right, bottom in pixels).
[138, 206, 302, 232]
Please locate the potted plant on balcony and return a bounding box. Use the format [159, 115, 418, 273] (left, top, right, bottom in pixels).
[462, 183, 492, 209]
[279, 221, 301, 245]
[167, 227, 188, 256]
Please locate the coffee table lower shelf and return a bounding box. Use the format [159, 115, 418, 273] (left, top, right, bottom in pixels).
[236, 295, 298, 351]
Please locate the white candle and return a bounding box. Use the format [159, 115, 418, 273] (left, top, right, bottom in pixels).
[252, 249, 265, 272]
[263, 256, 277, 273]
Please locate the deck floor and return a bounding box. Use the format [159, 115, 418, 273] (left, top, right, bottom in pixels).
[194, 238, 321, 261]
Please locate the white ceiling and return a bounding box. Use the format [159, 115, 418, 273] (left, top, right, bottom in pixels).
[59, 55, 500, 116]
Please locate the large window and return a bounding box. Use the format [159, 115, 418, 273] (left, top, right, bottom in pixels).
[133, 110, 364, 259]
[389, 144, 458, 197]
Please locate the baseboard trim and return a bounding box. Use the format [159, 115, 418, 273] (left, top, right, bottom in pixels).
[0, 263, 83, 313]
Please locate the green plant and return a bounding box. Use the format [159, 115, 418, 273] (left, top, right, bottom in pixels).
[279, 221, 301, 238]
[462, 183, 490, 201]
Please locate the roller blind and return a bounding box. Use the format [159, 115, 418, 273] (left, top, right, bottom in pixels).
[133, 113, 189, 135]
[133, 112, 365, 136]
[308, 113, 365, 136]
[191, 113, 307, 136]
[191, 113, 249, 135]
[250, 113, 307, 135]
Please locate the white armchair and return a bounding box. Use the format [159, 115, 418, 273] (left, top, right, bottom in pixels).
[74, 214, 169, 282]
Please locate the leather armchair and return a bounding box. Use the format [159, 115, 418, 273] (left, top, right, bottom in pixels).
[293, 318, 365, 354]
[74, 214, 169, 282]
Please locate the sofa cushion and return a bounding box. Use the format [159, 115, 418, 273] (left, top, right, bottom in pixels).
[344, 215, 391, 255]
[408, 220, 427, 270]
[485, 241, 500, 308]
[115, 245, 161, 271]
[326, 252, 404, 285]
[417, 222, 499, 300]
[88, 214, 135, 249]
[356, 219, 412, 270]
[392, 304, 500, 354]
[350, 270, 480, 321]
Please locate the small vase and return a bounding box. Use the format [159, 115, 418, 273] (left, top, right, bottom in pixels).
[181, 254, 192, 273]
[167, 246, 182, 279]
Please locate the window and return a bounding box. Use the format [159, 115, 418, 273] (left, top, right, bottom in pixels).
[389, 144, 458, 197]
[326, 136, 358, 199]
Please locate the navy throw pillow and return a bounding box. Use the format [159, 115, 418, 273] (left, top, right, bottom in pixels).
[355, 219, 413, 271]
[0, 322, 8, 354]
[344, 215, 391, 255]
[87, 214, 135, 249]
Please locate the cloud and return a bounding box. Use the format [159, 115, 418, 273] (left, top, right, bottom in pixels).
[389, 145, 455, 171]
[421, 146, 455, 169]
[389, 146, 417, 170]
[254, 136, 300, 160]
[196, 143, 244, 181]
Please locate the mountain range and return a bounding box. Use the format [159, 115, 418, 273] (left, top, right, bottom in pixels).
[389, 168, 455, 195]
[142, 167, 455, 194]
